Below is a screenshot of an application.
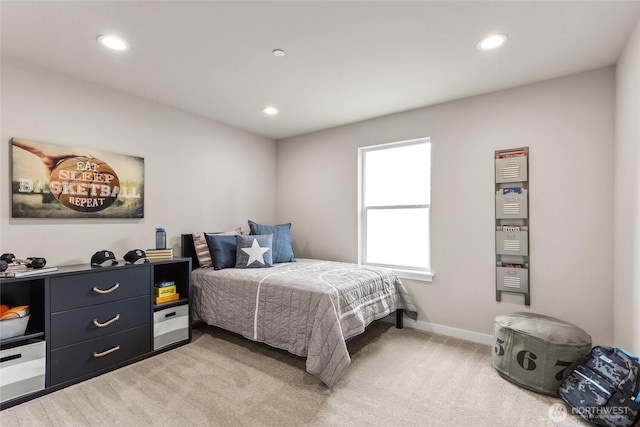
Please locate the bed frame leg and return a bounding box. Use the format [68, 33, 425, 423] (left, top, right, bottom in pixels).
[395, 309, 404, 329]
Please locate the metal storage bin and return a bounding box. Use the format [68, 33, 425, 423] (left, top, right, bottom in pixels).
[0, 340, 45, 403]
[496, 231, 529, 256]
[496, 267, 529, 293]
[496, 156, 528, 183]
[153, 304, 189, 350]
[0, 315, 30, 340]
[496, 191, 528, 219]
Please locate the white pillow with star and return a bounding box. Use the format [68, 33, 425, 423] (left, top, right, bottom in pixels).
[235, 234, 273, 268]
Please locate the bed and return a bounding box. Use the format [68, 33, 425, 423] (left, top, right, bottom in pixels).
[181, 232, 418, 388]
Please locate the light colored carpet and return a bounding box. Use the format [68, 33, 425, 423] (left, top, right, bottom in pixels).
[1, 322, 590, 426]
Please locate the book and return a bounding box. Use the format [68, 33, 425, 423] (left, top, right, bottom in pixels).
[502, 187, 523, 194]
[155, 293, 179, 304]
[1, 264, 27, 272]
[154, 285, 176, 297]
[1, 266, 58, 278]
[497, 150, 527, 158]
[146, 248, 174, 260]
[154, 281, 175, 288]
[501, 263, 524, 269]
[146, 249, 173, 255]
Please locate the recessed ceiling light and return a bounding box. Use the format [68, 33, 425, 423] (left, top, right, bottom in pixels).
[477, 34, 508, 50]
[272, 49, 286, 58]
[263, 106, 279, 115]
[97, 35, 129, 51]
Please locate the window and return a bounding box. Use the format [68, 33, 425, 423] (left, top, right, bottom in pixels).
[359, 138, 432, 281]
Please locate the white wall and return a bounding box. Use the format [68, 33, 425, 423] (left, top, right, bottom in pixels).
[614, 18, 640, 354]
[277, 68, 616, 346]
[0, 57, 277, 266]
[0, 55, 623, 349]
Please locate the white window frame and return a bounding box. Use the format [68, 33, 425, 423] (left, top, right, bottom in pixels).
[359, 137, 433, 282]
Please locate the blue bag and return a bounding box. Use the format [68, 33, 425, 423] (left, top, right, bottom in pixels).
[558, 346, 640, 427]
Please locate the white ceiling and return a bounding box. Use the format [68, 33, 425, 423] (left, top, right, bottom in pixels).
[2, 1, 639, 140]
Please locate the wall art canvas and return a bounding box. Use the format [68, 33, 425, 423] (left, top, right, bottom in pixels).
[11, 138, 144, 218]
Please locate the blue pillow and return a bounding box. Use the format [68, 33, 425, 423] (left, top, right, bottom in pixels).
[205, 233, 237, 270]
[248, 220, 295, 263]
[235, 234, 273, 268]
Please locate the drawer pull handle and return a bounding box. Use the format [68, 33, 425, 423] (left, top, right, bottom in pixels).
[92, 314, 120, 328]
[0, 353, 22, 363]
[93, 345, 120, 358]
[165, 312, 176, 318]
[92, 283, 120, 294]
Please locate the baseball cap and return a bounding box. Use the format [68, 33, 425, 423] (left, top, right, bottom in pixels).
[91, 250, 118, 267]
[124, 249, 149, 264]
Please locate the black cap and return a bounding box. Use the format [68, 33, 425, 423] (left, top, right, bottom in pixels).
[91, 250, 118, 267]
[124, 249, 148, 264]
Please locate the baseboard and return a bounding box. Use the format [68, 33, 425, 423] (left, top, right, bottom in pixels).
[384, 315, 494, 346]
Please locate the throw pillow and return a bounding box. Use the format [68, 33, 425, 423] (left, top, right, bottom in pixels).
[235, 234, 273, 268]
[205, 233, 237, 270]
[247, 220, 295, 263]
[192, 233, 212, 268]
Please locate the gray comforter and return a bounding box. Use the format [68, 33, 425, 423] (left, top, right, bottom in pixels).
[191, 258, 418, 387]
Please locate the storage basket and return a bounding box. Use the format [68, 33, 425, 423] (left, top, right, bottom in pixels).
[0, 314, 30, 340]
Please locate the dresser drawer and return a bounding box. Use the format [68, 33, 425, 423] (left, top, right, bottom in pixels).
[50, 325, 150, 385]
[50, 296, 151, 349]
[51, 268, 150, 312]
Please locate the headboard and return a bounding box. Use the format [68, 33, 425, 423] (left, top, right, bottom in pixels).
[180, 234, 199, 270]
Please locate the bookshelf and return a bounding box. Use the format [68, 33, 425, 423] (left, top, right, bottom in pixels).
[150, 259, 191, 350]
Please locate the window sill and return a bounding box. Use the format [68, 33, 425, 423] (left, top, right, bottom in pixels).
[393, 268, 433, 283]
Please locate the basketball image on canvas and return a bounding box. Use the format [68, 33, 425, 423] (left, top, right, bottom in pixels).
[10, 138, 144, 218]
[12, 139, 120, 212]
